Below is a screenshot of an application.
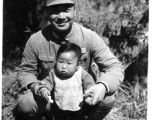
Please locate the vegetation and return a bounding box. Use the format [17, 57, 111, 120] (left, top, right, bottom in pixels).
[2, 0, 148, 120]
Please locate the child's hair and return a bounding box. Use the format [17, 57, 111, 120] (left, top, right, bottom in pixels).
[57, 43, 82, 62]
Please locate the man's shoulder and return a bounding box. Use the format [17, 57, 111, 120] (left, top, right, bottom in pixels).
[73, 22, 98, 41]
[73, 22, 93, 33]
[29, 25, 51, 44]
[30, 30, 42, 39]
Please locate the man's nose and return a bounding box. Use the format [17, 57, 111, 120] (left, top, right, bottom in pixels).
[58, 12, 65, 19]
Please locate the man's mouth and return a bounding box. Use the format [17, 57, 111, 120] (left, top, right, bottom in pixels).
[56, 20, 67, 24]
[57, 22, 67, 26]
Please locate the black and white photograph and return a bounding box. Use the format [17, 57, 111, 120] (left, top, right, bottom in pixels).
[2, 0, 150, 120]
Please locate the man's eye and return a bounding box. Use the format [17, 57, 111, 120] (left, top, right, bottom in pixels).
[64, 8, 71, 12]
[51, 9, 59, 13]
[66, 10, 70, 12]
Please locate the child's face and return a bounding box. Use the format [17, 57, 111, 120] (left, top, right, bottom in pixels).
[56, 51, 79, 77]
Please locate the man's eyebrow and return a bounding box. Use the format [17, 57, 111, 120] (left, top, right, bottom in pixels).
[49, 5, 58, 9]
[64, 4, 74, 7]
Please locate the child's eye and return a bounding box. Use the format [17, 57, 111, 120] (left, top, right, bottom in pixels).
[68, 62, 72, 65]
[58, 60, 63, 63]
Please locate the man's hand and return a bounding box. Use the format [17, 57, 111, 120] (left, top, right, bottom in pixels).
[30, 81, 47, 99]
[39, 88, 50, 101]
[84, 83, 106, 105]
[84, 92, 93, 106]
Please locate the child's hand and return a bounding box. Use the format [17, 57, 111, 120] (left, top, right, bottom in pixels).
[39, 88, 50, 101]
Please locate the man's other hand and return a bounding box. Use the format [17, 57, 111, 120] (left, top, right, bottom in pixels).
[84, 83, 106, 105]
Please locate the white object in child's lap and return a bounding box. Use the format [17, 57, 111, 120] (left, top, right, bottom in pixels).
[48, 96, 53, 103]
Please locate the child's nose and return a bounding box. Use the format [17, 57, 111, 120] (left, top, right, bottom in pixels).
[62, 64, 66, 69]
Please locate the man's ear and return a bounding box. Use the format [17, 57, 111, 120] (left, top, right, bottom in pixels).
[74, 4, 77, 16]
[74, 4, 77, 10]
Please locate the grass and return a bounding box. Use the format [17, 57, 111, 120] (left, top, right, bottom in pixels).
[103, 81, 147, 120]
[91, 63, 147, 120]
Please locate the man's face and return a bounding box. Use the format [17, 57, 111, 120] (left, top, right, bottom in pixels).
[56, 51, 78, 77]
[47, 4, 75, 34]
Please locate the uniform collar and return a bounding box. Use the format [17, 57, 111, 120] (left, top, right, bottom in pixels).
[52, 24, 74, 41]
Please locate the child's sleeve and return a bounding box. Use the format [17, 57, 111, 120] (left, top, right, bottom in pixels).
[42, 70, 54, 91]
[81, 69, 95, 90]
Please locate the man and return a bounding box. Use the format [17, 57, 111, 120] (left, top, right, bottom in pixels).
[17, 0, 124, 120]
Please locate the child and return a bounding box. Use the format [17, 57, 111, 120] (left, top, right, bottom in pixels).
[39, 43, 95, 119]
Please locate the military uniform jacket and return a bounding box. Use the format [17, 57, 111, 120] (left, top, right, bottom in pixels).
[18, 22, 124, 95]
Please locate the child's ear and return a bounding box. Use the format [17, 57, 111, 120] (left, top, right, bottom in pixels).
[76, 62, 81, 70]
[78, 61, 81, 66]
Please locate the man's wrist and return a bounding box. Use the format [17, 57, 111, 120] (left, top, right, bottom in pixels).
[27, 83, 35, 90]
[22, 83, 35, 93]
[97, 82, 108, 93]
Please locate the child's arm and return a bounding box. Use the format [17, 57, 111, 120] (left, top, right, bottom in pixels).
[81, 69, 95, 90]
[81, 69, 95, 105]
[40, 70, 55, 92]
[38, 70, 54, 102]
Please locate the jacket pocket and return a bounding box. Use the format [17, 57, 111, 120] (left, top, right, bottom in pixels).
[39, 55, 54, 62]
[39, 55, 55, 78]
